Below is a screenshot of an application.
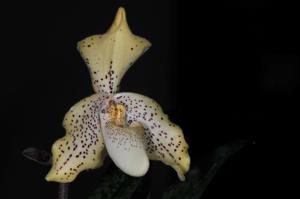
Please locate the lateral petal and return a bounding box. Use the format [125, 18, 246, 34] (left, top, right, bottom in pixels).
[45, 94, 106, 183]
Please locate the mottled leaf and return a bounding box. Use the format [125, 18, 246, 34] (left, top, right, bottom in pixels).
[161, 139, 254, 199]
[88, 167, 142, 199]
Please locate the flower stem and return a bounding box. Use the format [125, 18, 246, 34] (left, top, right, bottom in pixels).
[58, 183, 69, 199]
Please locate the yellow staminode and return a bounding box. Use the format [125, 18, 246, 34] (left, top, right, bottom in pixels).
[107, 103, 127, 127]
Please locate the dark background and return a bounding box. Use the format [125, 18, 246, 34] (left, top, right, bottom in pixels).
[1, 0, 299, 198]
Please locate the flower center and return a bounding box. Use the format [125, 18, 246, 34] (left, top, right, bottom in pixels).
[107, 102, 126, 127]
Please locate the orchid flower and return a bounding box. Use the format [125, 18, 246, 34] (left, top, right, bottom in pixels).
[45, 7, 190, 183]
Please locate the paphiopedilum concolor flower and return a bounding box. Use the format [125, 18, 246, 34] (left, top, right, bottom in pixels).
[45, 7, 190, 183]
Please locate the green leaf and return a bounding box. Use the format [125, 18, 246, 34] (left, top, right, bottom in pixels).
[161, 139, 254, 199]
[88, 167, 142, 199]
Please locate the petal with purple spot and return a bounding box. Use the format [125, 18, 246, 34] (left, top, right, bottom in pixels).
[113, 92, 190, 181]
[46, 94, 106, 183]
[77, 8, 151, 95]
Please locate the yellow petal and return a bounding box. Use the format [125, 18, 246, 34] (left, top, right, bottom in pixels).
[45, 94, 106, 183]
[77, 7, 151, 95]
[113, 92, 190, 181]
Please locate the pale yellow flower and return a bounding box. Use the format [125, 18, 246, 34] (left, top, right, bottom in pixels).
[45, 7, 190, 183]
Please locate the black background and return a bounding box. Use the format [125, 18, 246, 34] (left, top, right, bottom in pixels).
[1, 0, 299, 198]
